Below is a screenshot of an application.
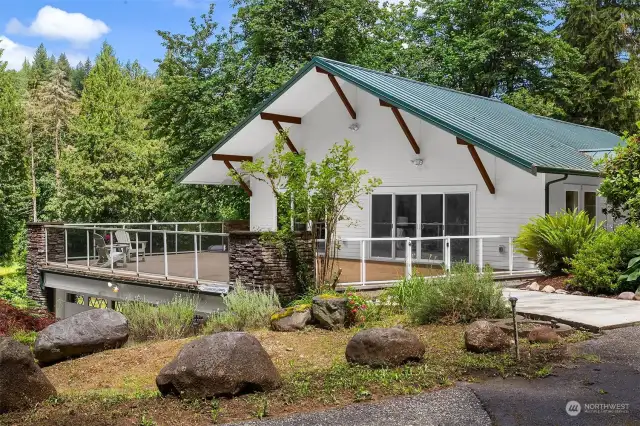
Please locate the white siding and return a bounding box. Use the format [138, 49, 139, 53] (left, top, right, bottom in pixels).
[250, 83, 547, 270]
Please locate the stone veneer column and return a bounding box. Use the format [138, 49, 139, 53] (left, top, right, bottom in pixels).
[228, 231, 314, 302]
[26, 222, 64, 306]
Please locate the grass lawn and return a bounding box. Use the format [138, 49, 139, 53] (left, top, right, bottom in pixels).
[0, 316, 591, 426]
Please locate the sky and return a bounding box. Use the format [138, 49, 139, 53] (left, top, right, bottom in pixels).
[0, 0, 237, 72]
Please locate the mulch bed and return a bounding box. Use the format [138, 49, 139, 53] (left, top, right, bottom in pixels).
[519, 275, 572, 290]
[0, 299, 55, 335]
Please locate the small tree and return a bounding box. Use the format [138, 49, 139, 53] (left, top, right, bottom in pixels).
[234, 133, 381, 289]
[598, 128, 640, 223]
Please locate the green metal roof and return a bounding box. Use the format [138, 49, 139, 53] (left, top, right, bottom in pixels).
[180, 57, 623, 182]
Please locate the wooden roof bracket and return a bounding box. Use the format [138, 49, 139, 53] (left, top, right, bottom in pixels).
[316, 67, 356, 119]
[222, 159, 252, 197]
[456, 137, 496, 194]
[260, 112, 300, 154]
[379, 99, 420, 155]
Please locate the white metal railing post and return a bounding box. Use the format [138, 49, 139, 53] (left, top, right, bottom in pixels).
[405, 239, 412, 278]
[93, 225, 96, 259]
[64, 228, 68, 267]
[445, 236, 451, 272]
[198, 223, 202, 254]
[194, 234, 199, 283]
[110, 230, 114, 272]
[44, 227, 48, 264]
[478, 237, 483, 273]
[86, 230, 90, 268]
[135, 232, 139, 276]
[360, 240, 366, 285]
[174, 223, 178, 254]
[508, 237, 514, 274]
[163, 230, 168, 279]
[149, 224, 153, 256]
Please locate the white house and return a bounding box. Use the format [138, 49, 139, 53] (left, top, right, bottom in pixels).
[179, 57, 620, 278]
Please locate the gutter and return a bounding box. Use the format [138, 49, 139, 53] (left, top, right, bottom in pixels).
[545, 174, 569, 214]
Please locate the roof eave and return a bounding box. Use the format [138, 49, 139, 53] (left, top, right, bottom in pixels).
[176, 59, 320, 184]
[535, 166, 601, 177]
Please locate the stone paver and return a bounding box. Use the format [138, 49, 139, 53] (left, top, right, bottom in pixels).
[503, 289, 640, 331]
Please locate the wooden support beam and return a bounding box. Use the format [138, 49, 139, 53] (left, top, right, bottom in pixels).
[272, 121, 299, 154]
[379, 99, 420, 154]
[316, 67, 356, 119]
[260, 112, 302, 124]
[223, 160, 252, 197]
[456, 137, 495, 194]
[212, 154, 253, 162]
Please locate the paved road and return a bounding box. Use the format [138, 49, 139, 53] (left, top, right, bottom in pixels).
[230, 327, 640, 426]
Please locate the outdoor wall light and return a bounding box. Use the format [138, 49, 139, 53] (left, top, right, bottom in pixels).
[410, 158, 424, 166]
[348, 122, 360, 132]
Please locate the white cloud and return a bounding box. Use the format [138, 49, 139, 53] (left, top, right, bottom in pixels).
[0, 35, 35, 70]
[6, 6, 110, 45]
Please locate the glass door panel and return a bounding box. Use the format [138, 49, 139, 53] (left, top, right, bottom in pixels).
[566, 191, 579, 211]
[445, 194, 470, 262]
[371, 195, 393, 257]
[395, 195, 417, 258]
[584, 191, 597, 220]
[420, 194, 444, 260]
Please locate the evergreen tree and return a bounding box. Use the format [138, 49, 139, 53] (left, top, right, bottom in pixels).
[54, 43, 162, 222]
[0, 51, 28, 257]
[28, 44, 52, 89]
[56, 53, 71, 80]
[557, 0, 640, 133]
[70, 59, 92, 95]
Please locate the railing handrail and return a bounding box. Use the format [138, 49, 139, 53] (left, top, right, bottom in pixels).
[65, 221, 224, 226]
[44, 224, 227, 237]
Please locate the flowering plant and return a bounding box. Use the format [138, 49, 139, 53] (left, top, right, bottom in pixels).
[345, 291, 368, 325]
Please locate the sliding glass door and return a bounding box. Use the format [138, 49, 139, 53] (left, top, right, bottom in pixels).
[371, 192, 470, 261]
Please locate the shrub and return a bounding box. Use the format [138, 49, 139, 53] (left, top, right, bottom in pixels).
[389, 264, 508, 325]
[11, 330, 37, 348]
[515, 210, 602, 275]
[0, 271, 32, 308]
[204, 281, 281, 333]
[117, 295, 198, 341]
[569, 224, 640, 294]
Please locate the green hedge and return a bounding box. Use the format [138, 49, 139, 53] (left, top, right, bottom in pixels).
[569, 224, 640, 294]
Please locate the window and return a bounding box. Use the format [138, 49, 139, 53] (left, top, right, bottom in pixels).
[371, 192, 470, 261]
[566, 191, 579, 211]
[584, 192, 597, 220]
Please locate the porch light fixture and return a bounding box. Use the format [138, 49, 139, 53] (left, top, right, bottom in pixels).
[410, 158, 424, 166]
[348, 122, 360, 132]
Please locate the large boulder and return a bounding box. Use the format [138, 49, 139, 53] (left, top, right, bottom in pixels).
[156, 332, 281, 398]
[541, 285, 556, 293]
[527, 282, 539, 291]
[464, 320, 511, 353]
[345, 327, 425, 367]
[312, 296, 347, 330]
[271, 305, 311, 332]
[0, 337, 56, 413]
[34, 309, 129, 365]
[528, 326, 561, 344]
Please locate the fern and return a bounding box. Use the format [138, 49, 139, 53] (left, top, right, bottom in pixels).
[515, 210, 603, 275]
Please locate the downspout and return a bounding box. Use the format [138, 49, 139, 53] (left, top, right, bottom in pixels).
[545, 174, 569, 214]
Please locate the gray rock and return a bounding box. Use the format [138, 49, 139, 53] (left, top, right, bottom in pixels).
[34, 309, 129, 365]
[312, 296, 347, 330]
[464, 320, 511, 353]
[346, 328, 425, 367]
[541, 285, 555, 293]
[527, 282, 540, 291]
[555, 289, 568, 294]
[528, 326, 561, 344]
[156, 332, 281, 398]
[571, 291, 584, 296]
[617, 292, 636, 300]
[271, 308, 311, 332]
[0, 337, 56, 413]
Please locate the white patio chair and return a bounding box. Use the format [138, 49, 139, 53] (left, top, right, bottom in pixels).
[115, 229, 147, 262]
[93, 234, 125, 268]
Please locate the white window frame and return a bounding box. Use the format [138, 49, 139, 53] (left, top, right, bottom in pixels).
[368, 186, 476, 263]
[564, 184, 601, 223]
